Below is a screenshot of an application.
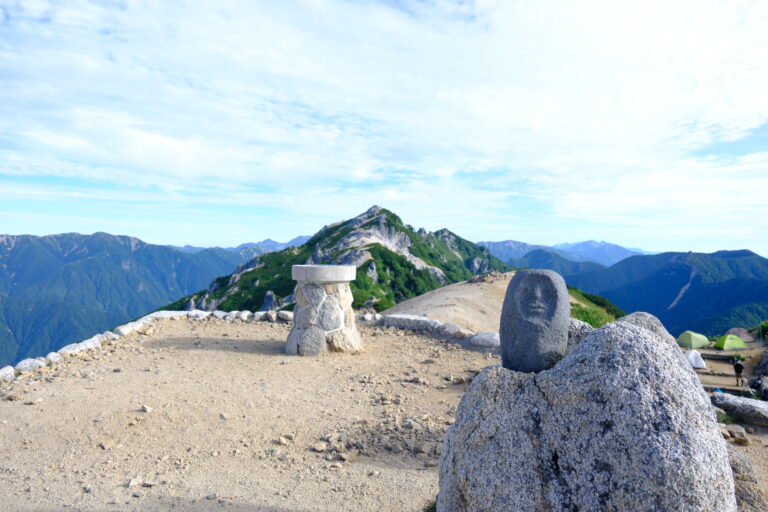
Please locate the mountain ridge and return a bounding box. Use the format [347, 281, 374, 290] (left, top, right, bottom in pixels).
[0, 233, 261, 365]
[169, 206, 512, 313]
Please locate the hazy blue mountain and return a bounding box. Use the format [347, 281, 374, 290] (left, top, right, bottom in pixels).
[508, 249, 606, 279]
[553, 240, 645, 266]
[170, 237, 310, 256]
[568, 250, 768, 336]
[479, 239, 645, 266]
[476, 240, 551, 262]
[0, 233, 258, 366]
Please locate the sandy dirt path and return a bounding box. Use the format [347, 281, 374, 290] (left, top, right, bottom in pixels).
[0, 319, 493, 512]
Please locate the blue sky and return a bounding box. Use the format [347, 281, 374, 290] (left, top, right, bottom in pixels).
[1, 0, 767, 255]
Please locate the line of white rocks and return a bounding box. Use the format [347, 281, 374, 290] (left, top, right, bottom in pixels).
[0, 309, 295, 384]
[0, 309, 498, 385]
[376, 313, 501, 348]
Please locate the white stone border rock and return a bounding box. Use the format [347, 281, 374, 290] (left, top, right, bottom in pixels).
[379, 314, 484, 346]
[0, 308, 294, 386]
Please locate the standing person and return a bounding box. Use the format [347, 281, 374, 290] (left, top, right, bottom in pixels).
[733, 359, 745, 387]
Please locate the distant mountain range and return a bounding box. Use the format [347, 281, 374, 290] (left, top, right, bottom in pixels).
[4, 214, 762, 366]
[170, 236, 311, 255]
[166, 206, 622, 330]
[0, 233, 304, 366]
[507, 247, 768, 336]
[478, 239, 648, 266]
[167, 206, 510, 313]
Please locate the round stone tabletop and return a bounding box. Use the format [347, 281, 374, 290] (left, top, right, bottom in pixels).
[291, 264, 357, 282]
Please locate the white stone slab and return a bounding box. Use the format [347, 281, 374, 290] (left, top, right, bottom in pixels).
[15, 358, 46, 373]
[0, 365, 15, 382]
[292, 265, 356, 282]
[45, 352, 62, 363]
[470, 331, 501, 347]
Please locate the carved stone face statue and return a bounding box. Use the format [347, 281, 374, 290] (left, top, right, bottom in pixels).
[513, 272, 558, 326]
[500, 269, 570, 372]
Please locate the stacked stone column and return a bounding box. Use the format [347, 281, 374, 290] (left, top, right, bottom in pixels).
[286, 265, 363, 355]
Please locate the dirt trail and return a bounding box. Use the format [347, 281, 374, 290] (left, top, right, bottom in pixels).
[0, 319, 492, 511]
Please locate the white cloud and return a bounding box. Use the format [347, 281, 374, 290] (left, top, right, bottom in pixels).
[0, 0, 767, 252]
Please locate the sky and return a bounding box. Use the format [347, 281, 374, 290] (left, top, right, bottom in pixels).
[1, 0, 767, 255]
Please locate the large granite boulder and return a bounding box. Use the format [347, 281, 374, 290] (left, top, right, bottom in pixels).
[617, 311, 676, 346]
[711, 392, 768, 427]
[438, 322, 735, 512]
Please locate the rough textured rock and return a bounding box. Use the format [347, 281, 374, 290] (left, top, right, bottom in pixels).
[277, 310, 293, 322]
[188, 310, 211, 320]
[0, 365, 15, 382]
[499, 269, 570, 372]
[567, 317, 593, 349]
[438, 322, 461, 338]
[287, 277, 362, 355]
[261, 290, 279, 311]
[15, 358, 47, 373]
[711, 392, 768, 427]
[328, 328, 362, 352]
[45, 352, 62, 363]
[58, 343, 83, 356]
[439, 322, 735, 512]
[382, 314, 441, 332]
[293, 325, 326, 356]
[728, 446, 768, 512]
[469, 332, 500, 347]
[617, 311, 676, 345]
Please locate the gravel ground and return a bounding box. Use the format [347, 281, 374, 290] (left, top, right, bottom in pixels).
[0, 318, 493, 512]
[2, 312, 767, 511]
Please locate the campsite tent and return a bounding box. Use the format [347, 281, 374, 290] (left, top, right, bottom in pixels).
[715, 334, 748, 350]
[686, 350, 706, 369]
[677, 331, 709, 349]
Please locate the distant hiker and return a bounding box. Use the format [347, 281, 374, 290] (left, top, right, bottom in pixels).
[733, 360, 745, 386]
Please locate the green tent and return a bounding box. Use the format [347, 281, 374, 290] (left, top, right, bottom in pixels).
[677, 331, 709, 349]
[715, 334, 748, 350]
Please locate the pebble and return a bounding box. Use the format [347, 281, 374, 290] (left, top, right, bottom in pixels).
[140, 404, 152, 413]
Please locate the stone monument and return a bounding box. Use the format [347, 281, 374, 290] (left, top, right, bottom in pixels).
[438, 269, 736, 511]
[286, 265, 363, 356]
[500, 269, 569, 372]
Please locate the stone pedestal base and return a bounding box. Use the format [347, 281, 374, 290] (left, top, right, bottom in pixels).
[286, 265, 363, 356]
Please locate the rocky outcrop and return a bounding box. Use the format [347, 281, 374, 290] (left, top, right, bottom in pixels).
[438, 322, 735, 512]
[711, 393, 768, 427]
